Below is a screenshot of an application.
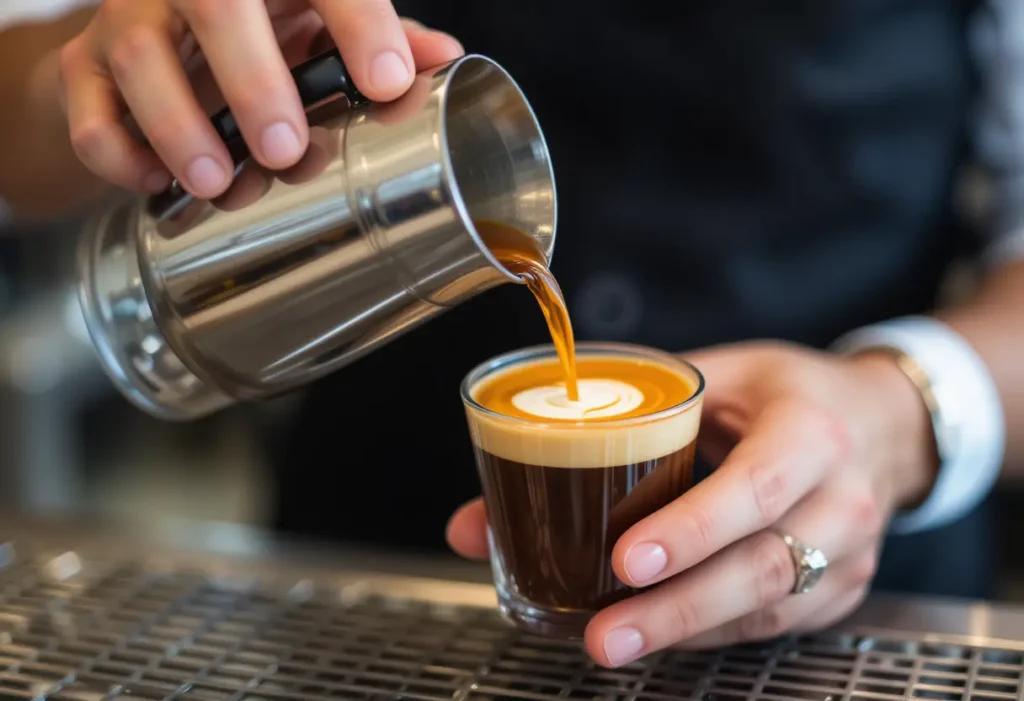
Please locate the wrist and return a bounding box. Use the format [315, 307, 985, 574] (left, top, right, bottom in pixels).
[845, 351, 940, 512]
[832, 316, 1004, 534]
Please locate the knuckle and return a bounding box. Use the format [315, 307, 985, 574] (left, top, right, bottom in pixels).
[69, 121, 112, 165]
[106, 25, 161, 78]
[750, 533, 794, 607]
[58, 39, 85, 81]
[850, 493, 884, 541]
[667, 594, 701, 640]
[740, 606, 788, 641]
[748, 459, 788, 526]
[681, 505, 717, 556]
[847, 551, 879, 589]
[802, 403, 854, 465]
[778, 398, 854, 469]
[342, 0, 398, 28]
[821, 413, 854, 464]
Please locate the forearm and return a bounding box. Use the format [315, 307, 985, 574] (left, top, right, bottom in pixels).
[0, 10, 109, 220]
[937, 259, 1024, 474]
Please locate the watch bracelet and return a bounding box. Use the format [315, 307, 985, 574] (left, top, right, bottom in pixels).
[847, 345, 949, 465]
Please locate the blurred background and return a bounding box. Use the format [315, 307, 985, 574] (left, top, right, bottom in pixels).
[3, 209, 1024, 600]
[0, 213, 274, 528]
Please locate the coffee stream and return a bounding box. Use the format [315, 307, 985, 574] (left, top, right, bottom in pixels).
[475, 220, 579, 402]
[467, 222, 704, 634]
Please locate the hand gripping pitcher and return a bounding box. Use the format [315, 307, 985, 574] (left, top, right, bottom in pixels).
[76, 50, 557, 420]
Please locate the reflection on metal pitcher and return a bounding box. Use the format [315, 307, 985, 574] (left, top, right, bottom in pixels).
[76, 52, 557, 420]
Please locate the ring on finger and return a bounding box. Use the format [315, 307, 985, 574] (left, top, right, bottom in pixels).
[772, 530, 828, 594]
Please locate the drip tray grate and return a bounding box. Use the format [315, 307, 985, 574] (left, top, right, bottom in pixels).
[0, 542, 1018, 701]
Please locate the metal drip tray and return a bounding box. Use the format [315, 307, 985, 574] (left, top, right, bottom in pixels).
[0, 518, 1021, 701]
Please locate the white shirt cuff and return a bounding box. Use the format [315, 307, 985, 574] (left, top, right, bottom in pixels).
[831, 316, 1005, 534]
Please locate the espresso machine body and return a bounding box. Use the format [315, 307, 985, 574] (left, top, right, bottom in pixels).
[76, 53, 557, 420]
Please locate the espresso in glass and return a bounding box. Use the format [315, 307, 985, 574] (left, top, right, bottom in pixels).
[461, 342, 705, 638]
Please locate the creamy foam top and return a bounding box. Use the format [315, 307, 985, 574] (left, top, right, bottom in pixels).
[467, 354, 703, 468]
[511, 379, 644, 420]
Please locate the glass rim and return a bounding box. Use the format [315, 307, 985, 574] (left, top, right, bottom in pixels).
[460, 341, 705, 429]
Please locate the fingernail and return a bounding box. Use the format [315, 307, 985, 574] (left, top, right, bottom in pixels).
[604, 627, 644, 667]
[186, 156, 228, 196]
[624, 542, 667, 585]
[369, 51, 411, 94]
[261, 122, 302, 165]
[143, 170, 172, 193]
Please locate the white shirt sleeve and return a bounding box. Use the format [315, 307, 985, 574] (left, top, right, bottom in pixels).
[828, 0, 1022, 535]
[0, 0, 97, 32]
[832, 318, 1005, 534]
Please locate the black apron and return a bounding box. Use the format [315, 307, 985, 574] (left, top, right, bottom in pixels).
[267, 0, 997, 599]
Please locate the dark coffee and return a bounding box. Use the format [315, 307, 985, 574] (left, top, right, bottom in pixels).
[466, 217, 703, 638]
[464, 349, 704, 637]
[475, 440, 697, 612]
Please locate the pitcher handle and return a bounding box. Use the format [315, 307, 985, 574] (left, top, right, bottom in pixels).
[147, 48, 367, 218]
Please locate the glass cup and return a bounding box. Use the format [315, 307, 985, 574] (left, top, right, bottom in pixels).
[460, 342, 705, 638]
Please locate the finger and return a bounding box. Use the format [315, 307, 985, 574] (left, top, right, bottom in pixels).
[310, 0, 415, 101]
[672, 484, 881, 649]
[683, 342, 803, 413]
[174, 0, 308, 170]
[104, 25, 233, 198]
[446, 498, 489, 559]
[60, 42, 171, 193]
[588, 482, 866, 668]
[676, 561, 872, 650]
[682, 344, 764, 403]
[794, 586, 869, 632]
[182, 20, 323, 117]
[696, 406, 746, 467]
[277, 13, 330, 65]
[401, 18, 464, 70]
[612, 399, 848, 588]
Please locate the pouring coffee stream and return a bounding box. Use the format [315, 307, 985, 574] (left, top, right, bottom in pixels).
[476, 220, 579, 402]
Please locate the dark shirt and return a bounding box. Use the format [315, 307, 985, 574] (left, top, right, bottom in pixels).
[266, 0, 997, 600]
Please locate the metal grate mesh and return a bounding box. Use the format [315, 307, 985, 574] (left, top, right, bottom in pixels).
[0, 544, 1019, 701]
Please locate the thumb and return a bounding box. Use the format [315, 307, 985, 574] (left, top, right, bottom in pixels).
[681, 342, 760, 404]
[446, 498, 489, 560]
[682, 340, 798, 410]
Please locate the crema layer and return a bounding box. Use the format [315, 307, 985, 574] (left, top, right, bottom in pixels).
[467, 354, 702, 468]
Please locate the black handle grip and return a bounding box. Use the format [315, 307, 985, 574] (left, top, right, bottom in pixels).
[212, 48, 366, 164]
[149, 48, 367, 217]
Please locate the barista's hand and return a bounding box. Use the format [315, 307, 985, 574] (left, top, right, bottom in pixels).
[447, 341, 939, 666]
[57, 0, 464, 198]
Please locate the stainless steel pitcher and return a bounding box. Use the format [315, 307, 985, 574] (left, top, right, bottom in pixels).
[76, 50, 556, 421]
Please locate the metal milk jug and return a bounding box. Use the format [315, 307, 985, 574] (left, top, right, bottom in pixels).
[75, 50, 557, 421]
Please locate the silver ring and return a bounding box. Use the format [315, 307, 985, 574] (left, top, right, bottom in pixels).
[774, 531, 828, 594]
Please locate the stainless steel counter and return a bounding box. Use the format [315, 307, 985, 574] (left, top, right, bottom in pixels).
[0, 513, 1022, 701]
